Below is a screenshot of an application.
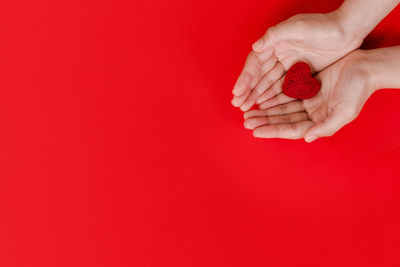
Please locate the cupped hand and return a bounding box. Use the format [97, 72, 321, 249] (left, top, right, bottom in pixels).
[243, 50, 375, 143]
[232, 12, 363, 112]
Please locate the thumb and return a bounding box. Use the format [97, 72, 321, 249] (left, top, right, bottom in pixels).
[304, 109, 354, 143]
[252, 21, 301, 52]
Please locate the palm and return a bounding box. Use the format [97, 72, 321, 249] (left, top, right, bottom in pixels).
[232, 13, 362, 112]
[304, 55, 371, 126]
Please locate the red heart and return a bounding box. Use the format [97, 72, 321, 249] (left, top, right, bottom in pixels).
[282, 62, 321, 100]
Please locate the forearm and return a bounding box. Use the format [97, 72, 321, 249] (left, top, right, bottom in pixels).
[363, 46, 400, 91]
[332, 0, 400, 40]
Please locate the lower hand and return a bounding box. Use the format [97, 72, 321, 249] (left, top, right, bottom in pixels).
[243, 50, 376, 142]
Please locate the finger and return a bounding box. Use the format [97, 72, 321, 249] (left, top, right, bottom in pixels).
[256, 76, 284, 104]
[255, 100, 305, 117]
[239, 62, 286, 111]
[231, 92, 249, 107]
[252, 22, 302, 52]
[304, 108, 355, 143]
[243, 100, 303, 119]
[258, 92, 296, 110]
[253, 120, 314, 139]
[244, 108, 271, 119]
[249, 54, 277, 89]
[244, 102, 295, 119]
[258, 54, 278, 77]
[232, 53, 276, 107]
[244, 112, 309, 129]
[233, 49, 274, 96]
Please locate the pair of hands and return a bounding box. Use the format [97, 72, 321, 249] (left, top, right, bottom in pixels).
[232, 13, 376, 142]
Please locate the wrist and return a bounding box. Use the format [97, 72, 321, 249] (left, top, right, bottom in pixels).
[362, 47, 400, 91]
[359, 50, 381, 95]
[331, 0, 400, 45]
[343, 50, 378, 96]
[329, 8, 367, 45]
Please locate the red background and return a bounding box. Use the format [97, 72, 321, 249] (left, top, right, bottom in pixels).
[1, 0, 400, 266]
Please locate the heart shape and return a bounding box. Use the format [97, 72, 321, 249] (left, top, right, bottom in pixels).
[282, 62, 321, 100]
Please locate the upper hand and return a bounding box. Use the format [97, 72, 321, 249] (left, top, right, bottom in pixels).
[232, 12, 363, 112]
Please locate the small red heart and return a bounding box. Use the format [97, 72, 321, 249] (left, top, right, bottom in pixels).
[282, 62, 321, 100]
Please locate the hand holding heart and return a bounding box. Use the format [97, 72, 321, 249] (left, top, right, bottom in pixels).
[231, 12, 362, 112]
[243, 50, 374, 142]
[232, 0, 400, 142]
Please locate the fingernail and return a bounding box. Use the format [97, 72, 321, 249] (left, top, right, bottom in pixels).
[231, 97, 240, 107]
[305, 135, 318, 143]
[252, 40, 263, 50]
[253, 130, 260, 138]
[232, 86, 241, 95]
[240, 104, 249, 112]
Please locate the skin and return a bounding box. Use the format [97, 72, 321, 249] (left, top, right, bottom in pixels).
[232, 0, 400, 112]
[243, 47, 400, 142]
[231, 12, 362, 112]
[232, 0, 400, 142]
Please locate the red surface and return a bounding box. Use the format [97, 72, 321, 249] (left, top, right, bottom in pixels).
[1, 0, 400, 266]
[283, 62, 321, 99]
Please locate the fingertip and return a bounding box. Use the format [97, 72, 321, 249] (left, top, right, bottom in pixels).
[253, 129, 262, 138]
[243, 120, 252, 129]
[240, 104, 250, 112]
[231, 97, 239, 107]
[304, 135, 318, 143]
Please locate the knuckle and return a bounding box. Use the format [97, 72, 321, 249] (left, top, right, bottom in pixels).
[265, 26, 277, 40]
[273, 43, 284, 56]
[290, 14, 306, 25]
[263, 75, 273, 88]
[247, 51, 256, 62]
[283, 115, 292, 123]
[266, 26, 275, 35]
[278, 58, 291, 71]
[280, 104, 288, 113]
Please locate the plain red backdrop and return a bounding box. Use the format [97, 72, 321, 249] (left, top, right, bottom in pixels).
[1, 0, 400, 266]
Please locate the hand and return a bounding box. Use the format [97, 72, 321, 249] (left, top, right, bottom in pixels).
[243, 50, 375, 142]
[232, 12, 363, 112]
